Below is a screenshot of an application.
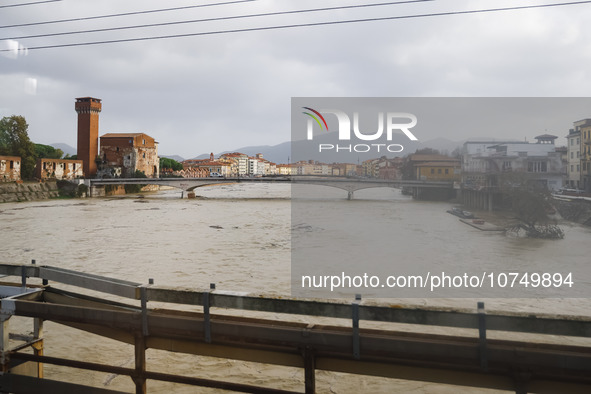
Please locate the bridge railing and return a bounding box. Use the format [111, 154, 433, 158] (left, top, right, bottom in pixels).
[88, 176, 453, 185]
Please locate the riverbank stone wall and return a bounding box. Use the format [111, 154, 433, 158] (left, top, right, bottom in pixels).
[0, 182, 59, 203]
[554, 198, 591, 226]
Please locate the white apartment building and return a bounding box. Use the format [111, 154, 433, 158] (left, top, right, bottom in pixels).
[219, 153, 249, 176]
[462, 135, 564, 192]
[566, 128, 581, 189]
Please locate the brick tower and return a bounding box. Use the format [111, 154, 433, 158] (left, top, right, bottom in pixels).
[75, 97, 102, 177]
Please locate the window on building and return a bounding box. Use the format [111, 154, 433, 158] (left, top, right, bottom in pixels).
[571, 152, 574, 159]
[577, 164, 580, 172]
[430, 169, 434, 174]
[437, 169, 442, 174]
[143, 139, 146, 145]
[116, 147, 119, 152]
[445, 169, 449, 174]
[9, 161, 14, 169]
[143, 153, 146, 158]
[528, 161, 547, 172]
[577, 137, 580, 144]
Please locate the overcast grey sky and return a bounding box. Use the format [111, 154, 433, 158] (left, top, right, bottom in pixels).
[2, 0, 591, 158]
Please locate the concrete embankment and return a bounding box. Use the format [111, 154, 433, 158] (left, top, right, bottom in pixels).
[553, 197, 591, 226]
[0, 182, 59, 203]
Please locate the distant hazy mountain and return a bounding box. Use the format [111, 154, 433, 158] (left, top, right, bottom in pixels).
[422, 137, 465, 155]
[161, 154, 185, 162]
[50, 143, 76, 156]
[190, 137, 462, 164]
[192, 142, 291, 164]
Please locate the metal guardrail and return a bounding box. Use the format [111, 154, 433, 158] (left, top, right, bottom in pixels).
[2, 262, 590, 339]
[1, 262, 590, 394]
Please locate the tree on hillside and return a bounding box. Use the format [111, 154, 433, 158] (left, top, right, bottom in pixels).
[35, 143, 64, 160]
[0, 115, 36, 179]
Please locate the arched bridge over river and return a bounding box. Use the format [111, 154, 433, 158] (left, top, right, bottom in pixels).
[88, 176, 453, 200]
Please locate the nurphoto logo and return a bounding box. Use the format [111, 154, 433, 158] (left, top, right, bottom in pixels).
[302, 107, 418, 153]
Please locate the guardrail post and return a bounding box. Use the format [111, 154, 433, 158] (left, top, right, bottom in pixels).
[20, 266, 26, 289]
[352, 294, 361, 360]
[477, 301, 487, 370]
[133, 333, 146, 394]
[303, 347, 315, 394]
[140, 285, 149, 337]
[0, 315, 10, 374]
[203, 283, 215, 344]
[514, 372, 531, 394]
[32, 317, 44, 378]
[134, 280, 150, 394]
